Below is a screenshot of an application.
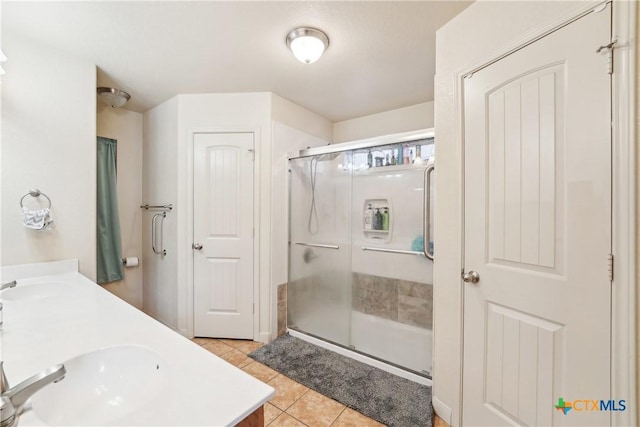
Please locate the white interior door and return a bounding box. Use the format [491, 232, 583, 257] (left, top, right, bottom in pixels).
[462, 6, 611, 426]
[193, 132, 254, 339]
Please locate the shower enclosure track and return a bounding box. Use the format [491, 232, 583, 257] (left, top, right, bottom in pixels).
[293, 129, 435, 159]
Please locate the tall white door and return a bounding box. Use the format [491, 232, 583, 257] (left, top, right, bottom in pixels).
[193, 132, 254, 339]
[462, 6, 611, 426]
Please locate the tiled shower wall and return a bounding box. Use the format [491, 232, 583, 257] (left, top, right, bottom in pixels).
[352, 272, 432, 329]
[277, 283, 287, 337]
[280, 273, 432, 336]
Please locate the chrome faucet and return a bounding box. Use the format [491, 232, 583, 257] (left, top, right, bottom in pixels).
[0, 281, 16, 292]
[0, 362, 66, 427]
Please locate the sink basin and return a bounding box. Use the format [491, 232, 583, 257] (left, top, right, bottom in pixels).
[30, 345, 168, 426]
[1, 282, 77, 301]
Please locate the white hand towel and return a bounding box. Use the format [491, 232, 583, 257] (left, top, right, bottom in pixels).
[22, 207, 53, 230]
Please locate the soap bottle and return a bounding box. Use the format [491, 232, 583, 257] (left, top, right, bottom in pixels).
[367, 150, 373, 168]
[397, 145, 403, 164]
[385, 154, 390, 166]
[373, 208, 382, 230]
[416, 145, 422, 161]
[382, 208, 390, 231]
[364, 204, 373, 230]
[403, 145, 410, 164]
[409, 149, 414, 163]
[391, 154, 397, 166]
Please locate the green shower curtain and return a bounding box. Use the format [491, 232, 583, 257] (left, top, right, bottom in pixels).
[97, 137, 124, 284]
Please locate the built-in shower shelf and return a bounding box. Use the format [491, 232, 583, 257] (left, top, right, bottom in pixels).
[363, 198, 392, 243]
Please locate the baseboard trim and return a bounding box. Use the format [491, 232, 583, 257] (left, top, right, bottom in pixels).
[256, 331, 272, 344]
[432, 396, 452, 425]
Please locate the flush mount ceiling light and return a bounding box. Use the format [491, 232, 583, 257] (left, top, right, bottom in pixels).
[286, 27, 329, 64]
[97, 87, 131, 108]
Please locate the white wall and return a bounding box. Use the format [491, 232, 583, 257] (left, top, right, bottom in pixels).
[332, 101, 434, 143]
[97, 105, 143, 308]
[433, 2, 594, 425]
[142, 97, 179, 329]
[271, 94, 333, 142]
[0, 32, 97, 279]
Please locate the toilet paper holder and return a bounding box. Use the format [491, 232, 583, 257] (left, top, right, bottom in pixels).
[121, 257, 139, 267]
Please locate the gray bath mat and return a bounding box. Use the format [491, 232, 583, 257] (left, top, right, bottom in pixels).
[249, 333, 432, 427]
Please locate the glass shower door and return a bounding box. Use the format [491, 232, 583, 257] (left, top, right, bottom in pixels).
[349, 144, 434, 375]
[288, 152, 352, 346]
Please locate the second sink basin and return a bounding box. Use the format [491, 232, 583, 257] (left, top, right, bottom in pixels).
[0, 283, 74, 301]
[29, 345, 168, 426]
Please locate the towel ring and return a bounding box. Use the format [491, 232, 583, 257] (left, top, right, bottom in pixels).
[20, 189, 52, 209]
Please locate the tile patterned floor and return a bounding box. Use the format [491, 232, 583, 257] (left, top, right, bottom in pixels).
[192, 338, 386, 427]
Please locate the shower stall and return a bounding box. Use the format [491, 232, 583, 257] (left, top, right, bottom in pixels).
[287, 131, 435, 380]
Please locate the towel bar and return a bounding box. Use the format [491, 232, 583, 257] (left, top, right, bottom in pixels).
[20, 189, 52, 209]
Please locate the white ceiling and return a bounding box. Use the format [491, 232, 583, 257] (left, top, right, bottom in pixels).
[2, 1, 472, 122]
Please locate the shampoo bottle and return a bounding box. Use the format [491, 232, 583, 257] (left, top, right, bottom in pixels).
[382, 208, 390, 231]
[373, 208, 382, 230]
[364, 204, 373, 230]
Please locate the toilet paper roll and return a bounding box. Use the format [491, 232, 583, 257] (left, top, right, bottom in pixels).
[124, 257, 139, 267]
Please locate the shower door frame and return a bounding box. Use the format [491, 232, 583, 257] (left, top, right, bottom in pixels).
[286, 128, 436, 378]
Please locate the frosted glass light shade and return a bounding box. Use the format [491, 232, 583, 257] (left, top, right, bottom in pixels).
[286, 27, 329, 64]
[97, 87, 131, 108]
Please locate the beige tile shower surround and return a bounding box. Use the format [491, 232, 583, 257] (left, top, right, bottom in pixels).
[286, 273, 433, 331]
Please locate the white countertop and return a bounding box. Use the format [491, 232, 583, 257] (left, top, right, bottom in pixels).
[0, 259, 274, 426]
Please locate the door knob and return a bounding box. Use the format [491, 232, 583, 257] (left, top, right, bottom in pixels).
[462, 270, 480, 284]
[192, 243, 203, 250]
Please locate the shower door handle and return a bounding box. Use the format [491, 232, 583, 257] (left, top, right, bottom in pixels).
[423, 165, 435, 260]
[192, 243, 203, 250]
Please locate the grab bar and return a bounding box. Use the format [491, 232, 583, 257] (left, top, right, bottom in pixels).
[291, 242, 339, 250]
[424, 165, 435, 260]
[361, 247, 424, 256]
[151, 212, 167, 256]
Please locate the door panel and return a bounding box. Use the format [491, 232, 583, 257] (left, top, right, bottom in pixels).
[194, 133, 254, 339]
[487, 64, 565, 274]
[287, 153, 353, 346]
[463, 6, 611, 426]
